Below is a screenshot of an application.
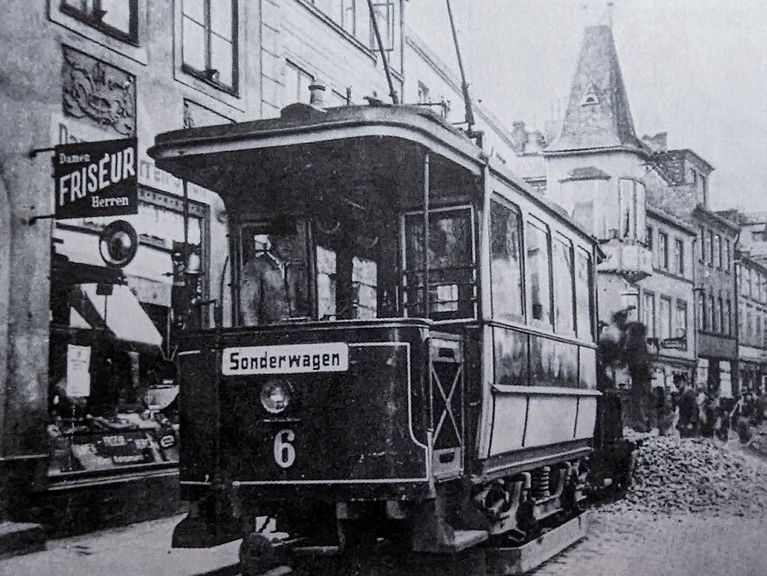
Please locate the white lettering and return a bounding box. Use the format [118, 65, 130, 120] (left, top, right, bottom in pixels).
[122, 146, 135, 179]
[110, 152, 122, 184]
[58, 174, 70, 206]
[87, 163, 98, 193]
[98, 153, 110, 190]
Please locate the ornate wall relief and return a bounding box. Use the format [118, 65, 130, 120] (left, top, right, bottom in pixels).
[62, 46, 136, 136]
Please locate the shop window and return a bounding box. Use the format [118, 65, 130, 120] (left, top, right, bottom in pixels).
[490, 199, 525, 322]
[553, 235, 575, 335]
[61, 0, 138, 43]
[643, 292, 656, 337]
[526, 218, 552, 327]
[658, 232, 669, 270]
[182, 0, 237, 92]
[575, 248, 594, 340]
[404, 207, 475, 320]
[285, 61, 315, 105]
[674, 238, 684, 275]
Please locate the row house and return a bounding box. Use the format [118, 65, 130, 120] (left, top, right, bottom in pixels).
[736, 248, 767, 395]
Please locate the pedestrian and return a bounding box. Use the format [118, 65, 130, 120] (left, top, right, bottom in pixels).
[677, 379, 698, 438]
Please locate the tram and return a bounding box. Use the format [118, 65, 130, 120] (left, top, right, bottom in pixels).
[149, 98, 601, 571]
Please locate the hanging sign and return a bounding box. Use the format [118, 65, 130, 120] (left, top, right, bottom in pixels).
[54, 137, 138, 219]
[66, 344, 92, 397]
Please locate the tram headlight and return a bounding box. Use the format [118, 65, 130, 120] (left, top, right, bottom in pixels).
[260, 379, 292, 414]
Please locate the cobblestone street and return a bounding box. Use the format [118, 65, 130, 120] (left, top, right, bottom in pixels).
[533, 510, 767, 576]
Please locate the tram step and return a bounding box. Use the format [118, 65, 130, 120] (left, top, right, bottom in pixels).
[440, 529, 489, 553]
[485, 513, 588, 575]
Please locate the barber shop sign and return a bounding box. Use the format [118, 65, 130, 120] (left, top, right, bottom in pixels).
[54, 137, 138, 219]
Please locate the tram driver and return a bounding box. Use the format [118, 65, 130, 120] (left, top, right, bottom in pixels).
[240, 233, 296, 326]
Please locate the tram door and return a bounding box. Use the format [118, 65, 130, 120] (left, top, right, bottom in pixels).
[403, 207, 475, 480]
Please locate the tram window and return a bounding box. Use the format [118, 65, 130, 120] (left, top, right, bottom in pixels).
[314, 229, 380, 321]
[403, 208, 474, 320]
[493, 327, 529, 386]
[526, 219, 552, 327]
[490, 200, 524, 322]
[553, 235, 575, 335]
[575, 248, 594, 339]
[239, 220, 310, 326]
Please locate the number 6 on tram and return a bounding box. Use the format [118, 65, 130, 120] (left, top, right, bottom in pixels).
[149, 101, 600, 564]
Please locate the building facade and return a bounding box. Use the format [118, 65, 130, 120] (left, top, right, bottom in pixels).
[736, 253, 767, 396]
[0, 0, 406, 538]
[641, 207, 697, 387]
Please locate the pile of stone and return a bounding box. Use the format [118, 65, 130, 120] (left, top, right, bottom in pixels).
[604, 434, 767, 517]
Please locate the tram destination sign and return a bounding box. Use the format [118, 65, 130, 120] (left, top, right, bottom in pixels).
[222, 343, 349, 376]
[54, 137, 138, 219]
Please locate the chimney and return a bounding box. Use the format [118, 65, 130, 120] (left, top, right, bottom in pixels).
[309, 81, 326, 107]
[642, 132, 668, 153]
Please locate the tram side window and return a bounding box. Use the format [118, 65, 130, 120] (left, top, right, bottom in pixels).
[490, 199, 524, 322]
[575, 248, 594, 339]
[404, 208, 474, 320]
[526, 219, 552, 327]
[239, 220, 311, 326]
[553, 235, 575, 335]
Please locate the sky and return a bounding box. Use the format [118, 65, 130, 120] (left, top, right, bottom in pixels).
[408, 0, 767, 211]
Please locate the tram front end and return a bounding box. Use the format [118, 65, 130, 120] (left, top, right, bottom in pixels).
[173, 319, 440, 548]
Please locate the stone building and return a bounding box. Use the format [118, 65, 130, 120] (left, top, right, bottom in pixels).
[647, 145, 740, 398]
[735, 253, 767, 395]
[543, 24, 653, 327]
[0, 0, 406, 545]
[641, 206, 697, 388]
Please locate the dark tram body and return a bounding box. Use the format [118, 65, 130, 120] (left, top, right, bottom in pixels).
[149, 102, 602, 562]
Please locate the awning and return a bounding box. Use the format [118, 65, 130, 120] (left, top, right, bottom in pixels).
[73, 284, 163, 351]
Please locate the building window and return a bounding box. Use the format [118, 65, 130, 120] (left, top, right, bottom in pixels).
[673, 238, 684, 275]
[618, 179, 646, 242]
[61, 0, 138, 43]
[723, 238, 731, 272]
[285, 61, 315, 104]
[757, 315, 762, 344]
[659, 296, 672, 340]
[646, 226, 653, 251]
[713, 234, 721, 268]
[182, 0, 237, 92]
[658, 232, 669, 270]
[745, 268, 752, 298]
[715, 297, 723, 334]
[417, 81, 431, 104]
[643, 292, 656, 337]
[698, 292, 706, 330]
[704, 230, 712, 265]
[725, 299, 732, 335]
[747, 308, 753, 340]
[308, 0, 397, 53]
[676, 300, 688, 348]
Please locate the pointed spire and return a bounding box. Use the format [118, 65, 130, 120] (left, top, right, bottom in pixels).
[548, 25, 645, 155]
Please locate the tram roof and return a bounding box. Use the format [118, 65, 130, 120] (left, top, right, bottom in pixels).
[149, 103, 599, 247]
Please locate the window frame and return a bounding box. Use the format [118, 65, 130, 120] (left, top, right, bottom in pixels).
[552, 233, 576, 336]
[643, 291, 656, 338]
[181, 0, 239, 94]
[401, 204, 477, 322]
[60, 0, 139, 44]
[673, 237, 684, 276]
[659, 295, 672, 340]
[489, 196, 526, 324]
[526, 217, 554, 329]
[675, 299, 688, 349]
[658, 231, 669, 271]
